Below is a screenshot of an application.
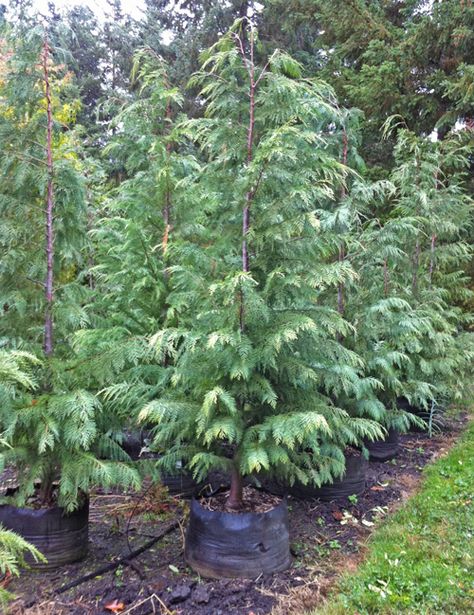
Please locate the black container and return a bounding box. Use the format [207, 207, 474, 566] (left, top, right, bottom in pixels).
[0, 499, 89, 569]
[366, 427, 399, 461]
[185, 497, 291, 579]
[287, 452, 367, 500]
[121, 430, 145, 459]
[397, 397, 432, 433]
[162, 471, 198, 498]
[122, 432, 199, 498]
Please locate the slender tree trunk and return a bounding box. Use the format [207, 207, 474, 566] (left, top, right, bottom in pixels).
[162, 99, 172, 261]
[242, 51, 254, 276]
[87, 206, 95, 291]
[337, 130, 348, 316]
[238, 25, 256, 335]
[229, 24, 271, 510]
[412, 239, 420, 295]
[227, 462, 244, 511]
[42, 38, 54, 358]
[429, 234, 437, 287]
[412, 157, 422, 296]
[429, 169, 439, 288]
[233, 24, 257, 511]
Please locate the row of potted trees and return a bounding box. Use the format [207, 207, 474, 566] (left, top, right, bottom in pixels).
[0, 20, 472, 581]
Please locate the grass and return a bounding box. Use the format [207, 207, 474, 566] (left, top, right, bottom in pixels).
[310, 419, 474, 615]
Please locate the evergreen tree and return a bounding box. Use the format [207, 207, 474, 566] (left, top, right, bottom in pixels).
[60, 5, 105, 136]
[141, 0, 263, 113]
[0, 25, 140, 511]
[0, 350, 46, 605]
[139, 21, 382, 510]
[344, 126, 473, 429]
[73, 49, 197, 442]
[263, 0, 474, 171]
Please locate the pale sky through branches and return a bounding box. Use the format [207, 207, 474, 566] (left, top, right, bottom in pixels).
[32, 0, 146, 20]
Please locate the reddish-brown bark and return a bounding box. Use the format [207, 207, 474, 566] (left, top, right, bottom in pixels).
[233, 24, 263, 509]
[227, 463, 244, 511]
[42, 37, 54, 357]
[337, 130, 348, 316]
[429, 233, 437, 286]
[163, 98, 172, 258]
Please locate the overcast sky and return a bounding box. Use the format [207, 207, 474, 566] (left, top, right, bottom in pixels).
[32, 0, 146, 20]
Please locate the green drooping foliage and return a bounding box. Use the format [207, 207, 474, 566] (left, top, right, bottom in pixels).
[341, 125, 473, 430]
[0, 2, 472, 516]
[55, 5, 105, 134]
[141, 1, 262, 95]
[87, 48, 186, 337]
[136, 21, 384, 509]
[0, 524, 45, 606]
[0, 354, 46, 597]
[72, 49, 200, 448]
[0, 29, 88, 355]
[0, 26, 140, 512]
[263, 0, 474, 172]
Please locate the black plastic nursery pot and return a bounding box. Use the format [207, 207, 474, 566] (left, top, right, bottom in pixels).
[0, 498, 89, 569]
[184, 496, 291, 579]
[121, 431, 199, 498]
[365, 427, 399, 462]
[156, 457, 200, 498]
[287, 451, 368, 500]
[122, 429, 146, 460]
[161, 470, 199, 498]
[397, 397, 432, 433]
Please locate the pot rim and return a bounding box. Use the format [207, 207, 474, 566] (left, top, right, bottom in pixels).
[191, 491, 287, 520]
[0, 493, 89, 517]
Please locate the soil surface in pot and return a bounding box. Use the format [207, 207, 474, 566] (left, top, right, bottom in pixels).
[201, 486, 281, 513]
[4, 413, 467, 615]
[2, 483, 87, 511]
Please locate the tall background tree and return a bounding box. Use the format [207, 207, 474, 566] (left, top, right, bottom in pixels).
[263, 0, 474, 172]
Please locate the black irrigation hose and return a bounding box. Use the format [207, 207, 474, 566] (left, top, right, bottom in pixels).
[125, 481, 157, 557]
[20, 519, 182, 610]
[54, 520, 180, 596]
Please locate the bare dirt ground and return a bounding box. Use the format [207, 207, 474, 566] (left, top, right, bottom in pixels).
[5, 414, 466, 615]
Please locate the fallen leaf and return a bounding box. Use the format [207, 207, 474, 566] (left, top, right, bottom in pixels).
[370, 486, 385, 492]
[332, 510, 343, 521]
[105, 600, 125, 613]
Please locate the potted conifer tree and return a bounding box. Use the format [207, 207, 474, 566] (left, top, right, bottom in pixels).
[345, 124, 473, 459]
[74, 48, 201, 496]
[139, 21, 382, 578]
[282, 114, 384, 495]
[0, 29, 140, 568]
